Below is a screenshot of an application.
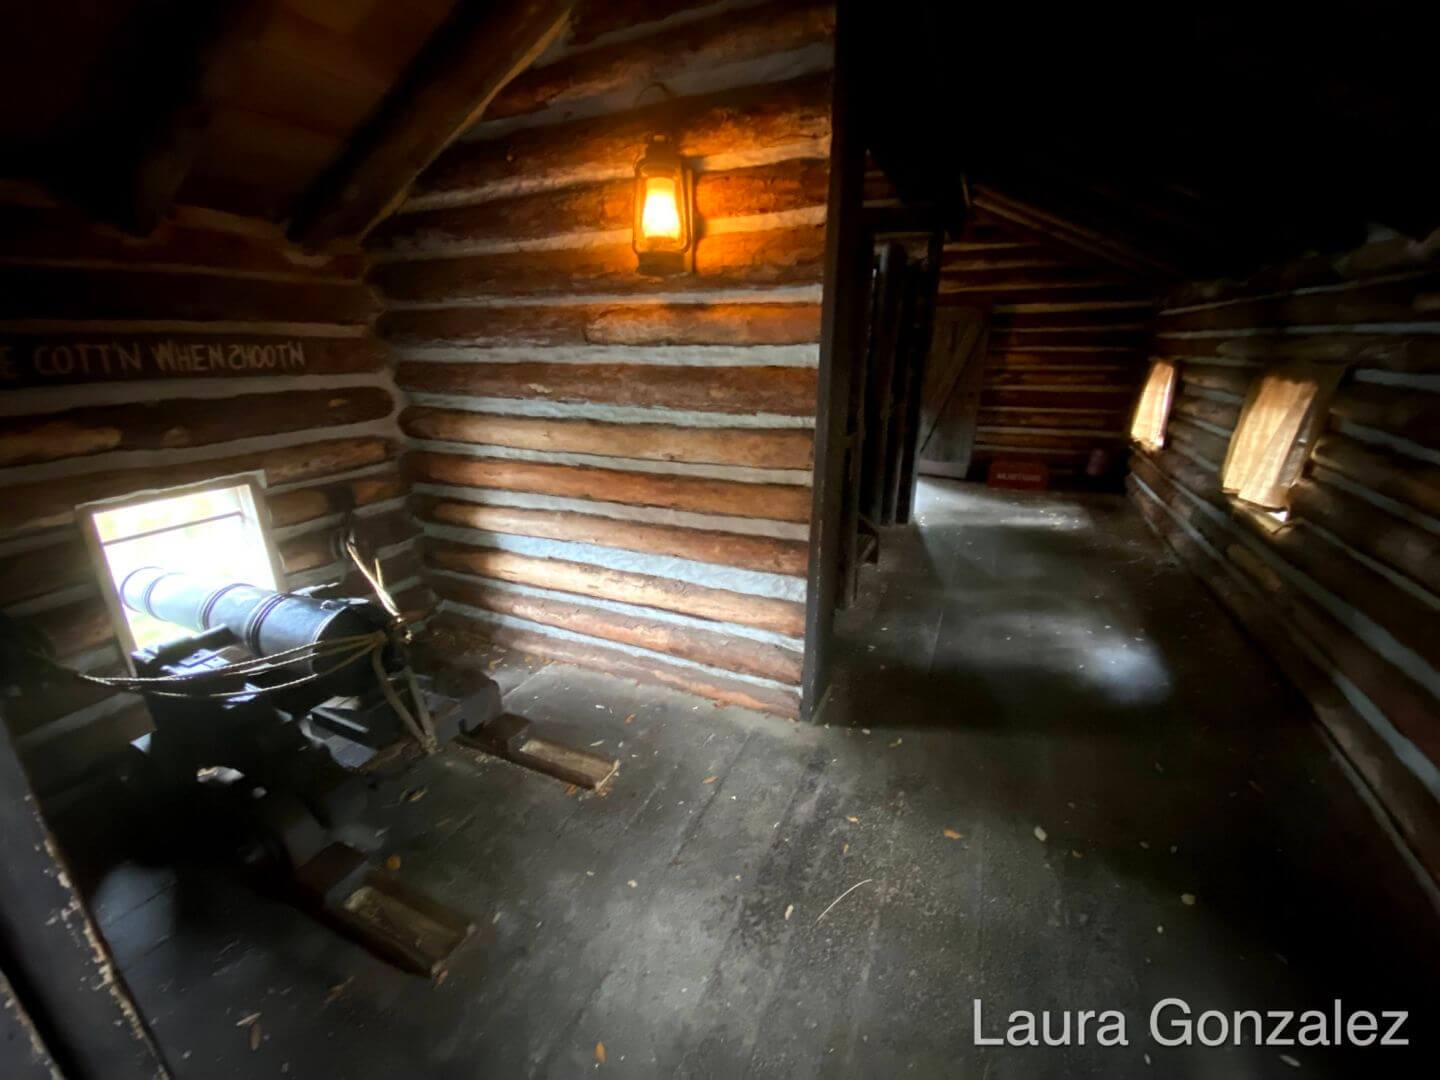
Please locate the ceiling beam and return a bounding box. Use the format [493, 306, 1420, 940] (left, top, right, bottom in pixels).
[289, 0, 576, 247]
[124, 0, 274, 235]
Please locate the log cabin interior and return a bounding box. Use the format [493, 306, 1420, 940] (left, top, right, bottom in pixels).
[1, 2, 1438, 1076]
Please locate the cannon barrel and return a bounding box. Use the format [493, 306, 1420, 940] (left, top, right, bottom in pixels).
[120, 567, 379, 675]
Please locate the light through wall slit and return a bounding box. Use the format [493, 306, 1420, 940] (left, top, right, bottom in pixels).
[1131, 359, 1179, 451]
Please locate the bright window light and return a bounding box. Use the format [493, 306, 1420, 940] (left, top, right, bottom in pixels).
[1130, 359, 1178, 451]
[1221, 364, 1342, 510]
[81, 477, 281, 653]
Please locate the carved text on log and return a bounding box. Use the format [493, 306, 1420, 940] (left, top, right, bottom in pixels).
[0, 338, 310, 384]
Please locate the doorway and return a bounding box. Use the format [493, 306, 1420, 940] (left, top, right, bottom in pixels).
[915, 305, 988, 480]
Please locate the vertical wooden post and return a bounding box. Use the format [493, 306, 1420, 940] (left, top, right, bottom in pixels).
[880, 262, 921, 524]
[859, 242, 908, 528]
[800, 0, 868, 720]
[0, 715, 170, 1079]
[883, 266, 924, 524]
[0, 968, 60, 1080]
[890, 227, 944, 523]
[836, 250, 879, 606]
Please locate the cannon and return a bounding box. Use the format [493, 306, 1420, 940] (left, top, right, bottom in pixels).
[119, 565, 504, 749]
[120, 566, 392, 693]
[113, 567, 502, 975]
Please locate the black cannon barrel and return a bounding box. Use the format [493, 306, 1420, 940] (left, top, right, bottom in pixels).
[120, 567, 378, 675]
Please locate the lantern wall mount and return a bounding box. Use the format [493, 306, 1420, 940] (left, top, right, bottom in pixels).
[632, 133, 695, 276]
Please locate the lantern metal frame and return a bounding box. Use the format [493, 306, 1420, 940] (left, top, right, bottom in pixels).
[632, 133, 695, 276]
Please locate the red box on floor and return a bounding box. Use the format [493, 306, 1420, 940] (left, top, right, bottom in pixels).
[986, 458, 1049, 490]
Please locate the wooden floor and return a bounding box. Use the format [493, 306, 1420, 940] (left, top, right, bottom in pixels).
[71, 480, 1438, 1078]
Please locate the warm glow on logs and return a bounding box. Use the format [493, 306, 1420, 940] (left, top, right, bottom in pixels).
[633, 134, 694, 275]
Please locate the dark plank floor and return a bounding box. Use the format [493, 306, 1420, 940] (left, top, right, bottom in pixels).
[70, 480, 1439, 1078]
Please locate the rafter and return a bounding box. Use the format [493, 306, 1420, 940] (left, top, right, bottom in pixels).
[288, 0, 576, 247]
[968, 184, 1184, 281]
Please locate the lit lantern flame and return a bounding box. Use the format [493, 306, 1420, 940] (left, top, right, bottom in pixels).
[640, 177, 682, 241]
[632, 134, 692, 275]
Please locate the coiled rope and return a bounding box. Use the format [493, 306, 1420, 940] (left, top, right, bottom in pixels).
[32, 631, 389, 701]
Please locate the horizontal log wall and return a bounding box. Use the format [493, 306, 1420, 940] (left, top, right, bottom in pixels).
[0, 197, 427, 794]
[369, 0, 834, 716]
[1130, 232, 1440, 886]
[938, 214, 1158, 486]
